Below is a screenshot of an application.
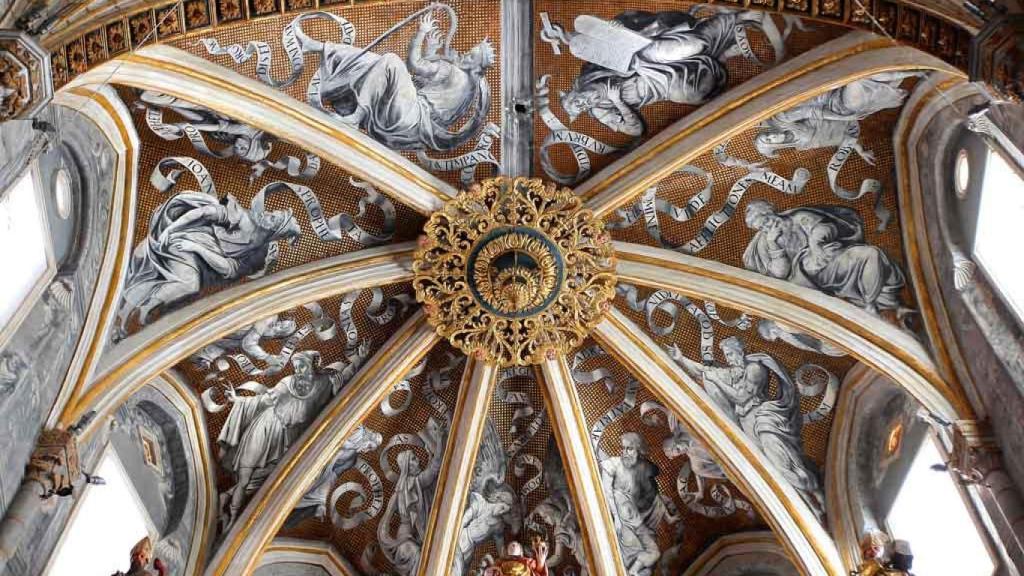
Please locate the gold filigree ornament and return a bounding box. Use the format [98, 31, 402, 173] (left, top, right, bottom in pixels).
[413, 177, 617, 366]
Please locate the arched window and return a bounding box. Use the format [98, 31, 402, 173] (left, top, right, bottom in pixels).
[0, 168, 54, 348]
[972, 146, 1024, 320]
[45, 449, 154, 576]
[886, 434, 996, 576]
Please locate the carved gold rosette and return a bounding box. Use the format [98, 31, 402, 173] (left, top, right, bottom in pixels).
[413, 177, 616, 366]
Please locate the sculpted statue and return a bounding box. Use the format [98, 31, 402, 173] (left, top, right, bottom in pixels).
[742, 200, 906, 316]
[217, 351, 348, 528]
[556, 9, 782, 137]
[677, 337, 825, 519]
[190, 314, 298, 374]
[483, 537, 549, 576]
[600, 432, 677, 576]
[111, 537, 166, 576]
[852, 531, 913, 576]
[115, 192, 301, 336]
[378, 417, 447, 575]
[316, 11, 493, 151]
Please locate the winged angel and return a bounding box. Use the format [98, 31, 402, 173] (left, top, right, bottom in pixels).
[203, 3, 493, 152]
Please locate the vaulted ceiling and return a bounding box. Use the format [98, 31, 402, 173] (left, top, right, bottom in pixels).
[39, 0, 984, 574]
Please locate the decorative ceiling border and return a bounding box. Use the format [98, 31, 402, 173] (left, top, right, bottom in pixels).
[40, 0, 976, 92]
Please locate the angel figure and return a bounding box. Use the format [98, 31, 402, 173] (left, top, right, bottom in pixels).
[288, 425, 383, 525]
[315, 10, 494, 151]
[190, 314, 299, 374]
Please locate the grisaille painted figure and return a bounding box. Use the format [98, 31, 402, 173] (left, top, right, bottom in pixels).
[377, 417, 447, 575]
[742, 200, 906, 315]
[453, 420, 519, 576]
[556, 9, 779, 137]
[217, 351, 346, 528]
[525, 440, 587, 574]
[115, 192, 300, 336]
[600, 432, 676, 576]
[190, 314, 298, 374]
[316, 11, 493, 151]
[756, 319, 846, 357]
[753, 72, 922, 159]
[287, 425, 383, 525]
[677, 337, 826, 519]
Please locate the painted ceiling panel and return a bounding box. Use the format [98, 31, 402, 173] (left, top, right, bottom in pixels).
[113, 86, 423, 339]
[173, 0, 504, 189]
[450, 367, 589, 576]
[276, 341, 466, 575]
[171, 282, 418, 535]
[532, 2, 848, 187]
[568, 338, 766, 574]
[605, 72, 923, 328]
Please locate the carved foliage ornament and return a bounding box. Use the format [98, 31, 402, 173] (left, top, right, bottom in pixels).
[0, 31, 52, 122]
[414, 177, 616, 366]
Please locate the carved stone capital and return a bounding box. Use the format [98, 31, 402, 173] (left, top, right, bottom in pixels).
[24, 429, 81, 499]
[951, 420, 1002, 482]
[0, 30, 52, 122]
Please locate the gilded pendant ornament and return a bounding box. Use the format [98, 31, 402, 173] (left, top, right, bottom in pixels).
[413, 177, 616, 366]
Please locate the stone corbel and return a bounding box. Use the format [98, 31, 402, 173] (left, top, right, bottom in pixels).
[948, 420, 1001, 485]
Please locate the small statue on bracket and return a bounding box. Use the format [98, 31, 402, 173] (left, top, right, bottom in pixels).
[111, 536, 167, 576]
[852, 530, 914, 576]
[483, 536, 549, 576]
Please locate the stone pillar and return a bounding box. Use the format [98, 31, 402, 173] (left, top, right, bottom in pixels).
[0, 428, 84, 572]
[951, 420, 1024, 572]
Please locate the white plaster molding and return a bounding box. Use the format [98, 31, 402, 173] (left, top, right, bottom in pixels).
[206, 313, 439, 576]
[65, 45, 455, 215]
[46, 86, 140, 429]
[683, 531, 795, 576]
[824, 363, 885, 570]
[67, 242, 415, 435]
[614, 241, 963, 420]
[578, 31, 963, 218]
[539, 356, 626, 576]
[259, 538, 356, 576]
[593, 309, 844, 576]
[418, 359, 498, 576]
[150, 371, 218, 576]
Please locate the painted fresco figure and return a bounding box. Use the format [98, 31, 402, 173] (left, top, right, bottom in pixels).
[558, 9, 773, 137]
[377, 417, 447, 575]
[190, 314, 299, 374]
[677, 337, 825, 519]
[217, 351, 343, 528]
[600, 432, 674, 576]
[115, 193, 301, 337]
[753, 71, 922, 158]
[742, 200, 906, 315]
[288, 425, 383, 524]
[315, 12, 494, 151]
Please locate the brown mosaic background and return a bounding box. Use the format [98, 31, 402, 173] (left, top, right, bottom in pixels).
[173, 0, 504, 190]
[115, 85, 425, 335]
[605, 80, 921, 327]
[278, 340, 466, 575]
[532, 1, 848, 185]
[570, 337, 768, 574]
[173, 282, 418, 505]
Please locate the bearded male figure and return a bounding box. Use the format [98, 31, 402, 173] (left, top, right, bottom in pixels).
[111, 537, 166, 576]
[316, 11, 493, 151]
[742, 200, 906, 315]
[217, 351, 347, 528]
[600, 432, 674, 576]
[677, 337, 825, 518]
